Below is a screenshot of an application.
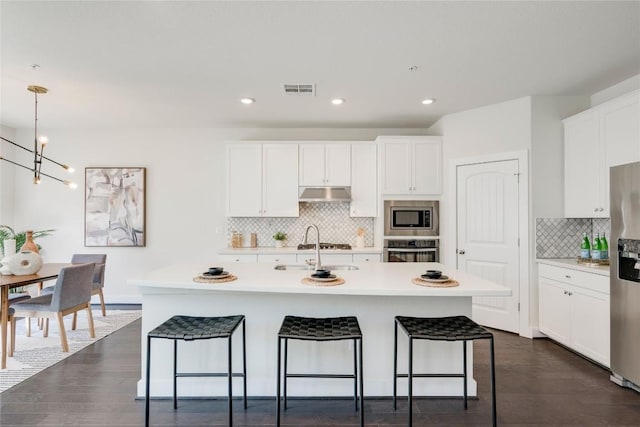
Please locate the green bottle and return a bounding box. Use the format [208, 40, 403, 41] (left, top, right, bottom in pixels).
[600, 232, 609, 260]
[592, 233, 601, 260]
[580, 233, 591, 259]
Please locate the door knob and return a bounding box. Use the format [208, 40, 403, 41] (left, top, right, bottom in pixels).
[458, 249, 466, 255]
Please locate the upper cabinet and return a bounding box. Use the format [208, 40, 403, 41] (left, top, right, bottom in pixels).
[378, 136, 442, 195]
[564, 90, 639, 218]
[299, 143, 351, 186]
[350, 143, 377, 217]
[226, 143, 299, 217]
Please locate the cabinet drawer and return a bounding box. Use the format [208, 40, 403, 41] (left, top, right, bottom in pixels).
[538, 264, 608, 294]
[257, 254, 297, 264]
[218, 254, 258, 263]
[353, 253, 381, 263]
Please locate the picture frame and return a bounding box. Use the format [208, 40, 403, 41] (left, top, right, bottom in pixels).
[84, 167, 146, 247]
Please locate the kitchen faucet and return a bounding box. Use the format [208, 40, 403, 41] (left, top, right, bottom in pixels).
[303, 224, 322, 270]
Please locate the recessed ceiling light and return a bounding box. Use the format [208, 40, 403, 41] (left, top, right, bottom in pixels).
[240, 98, 255, 105]
[421, 98, 435, 105]
[331, 98, 345, 105]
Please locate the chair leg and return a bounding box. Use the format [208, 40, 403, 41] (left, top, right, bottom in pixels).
[242, 318, 247, 409]
[57, 313, 69, 352]
[145, 335, 152, 427]
[359, 337, 364, 427]
[98, 289, 106, 316]
[490, 336, 497, 427]
[463, 340, 468, 410]
[228, 334, 233, 427]
[393, 319, 398, 410]
[26, 317, 31, 337]
[408, 337, 413, 427]
[86, 305, 96, 338]
[44, 318, 49, 338]
[353, 337, 358, 411]
[9, 316, 16, 357]
[173, 340, 178, 410]
[276, 336, 281, 427]
[283, 338, 288, 410]
[72, 311, 77, 330]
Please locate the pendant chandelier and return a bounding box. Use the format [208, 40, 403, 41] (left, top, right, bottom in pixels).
[0, 85, 76, 188]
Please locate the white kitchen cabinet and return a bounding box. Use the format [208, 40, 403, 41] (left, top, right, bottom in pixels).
[538, 263, 610, 367]
[378, 136, 442, 195]
[350, 143, 377, 217]
[226, 143, 299, 217]
[564, 90, 639, 218]
[296, 253, 354, 265]
[299, 143, 351, 186]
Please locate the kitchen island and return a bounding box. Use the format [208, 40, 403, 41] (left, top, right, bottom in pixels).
[130, 262, 510, 399]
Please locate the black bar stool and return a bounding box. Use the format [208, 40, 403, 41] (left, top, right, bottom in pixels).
[276, 315, 364, 427]
[393, 315, 496, 427]
[145, 315, 247, 427]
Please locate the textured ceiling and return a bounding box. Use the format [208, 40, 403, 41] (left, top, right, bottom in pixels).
[1, 1, 639, 129]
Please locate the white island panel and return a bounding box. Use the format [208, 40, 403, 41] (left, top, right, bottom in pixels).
[131, 262, 510, 398]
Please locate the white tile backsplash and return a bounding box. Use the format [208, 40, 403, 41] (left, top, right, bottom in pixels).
[536, 217, 611, 258]
[228, 203, 374, 247]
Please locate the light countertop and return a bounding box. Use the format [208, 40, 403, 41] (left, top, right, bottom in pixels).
[536, 258, 610, 276]
[130, 261, 511, 297]
[218, 246, 382, 255]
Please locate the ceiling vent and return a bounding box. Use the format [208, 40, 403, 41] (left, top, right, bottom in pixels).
[283, 84, 315, 96]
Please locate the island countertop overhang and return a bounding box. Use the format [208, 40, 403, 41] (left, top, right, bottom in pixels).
[129, 262, 511, 298]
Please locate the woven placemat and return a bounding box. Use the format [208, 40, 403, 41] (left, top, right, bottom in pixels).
[193, 275, 238, 284]
[301, 277, 345, 287]
[412, 277, 459, 288]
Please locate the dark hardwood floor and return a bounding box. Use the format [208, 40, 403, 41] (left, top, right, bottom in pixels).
[1, 316, 639, 426]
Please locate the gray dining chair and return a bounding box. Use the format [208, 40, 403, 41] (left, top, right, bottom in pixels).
[42, 254, 107, 323]
[11, 263, 96, 352]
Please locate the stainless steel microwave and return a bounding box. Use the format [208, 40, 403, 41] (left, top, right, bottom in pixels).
[383, 200, 439, 237]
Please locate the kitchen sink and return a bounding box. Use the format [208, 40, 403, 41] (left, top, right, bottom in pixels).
[274, 264, 359, 271]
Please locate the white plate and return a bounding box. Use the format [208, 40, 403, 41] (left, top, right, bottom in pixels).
[308, 275, 338, 282]
[419, 275, 450, 283]
[201, 272, 231, 279]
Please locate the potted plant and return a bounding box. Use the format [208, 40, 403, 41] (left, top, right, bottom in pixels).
[273, 231, 287, 248]
[0, 225, 54, 257]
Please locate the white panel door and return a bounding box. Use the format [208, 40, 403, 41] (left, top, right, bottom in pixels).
[262, 144, 299, 217]
[456, 159, 520, 333]
[226, 144, 262, 217]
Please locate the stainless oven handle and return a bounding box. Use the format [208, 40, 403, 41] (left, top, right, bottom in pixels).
[385, 248, 437, 253]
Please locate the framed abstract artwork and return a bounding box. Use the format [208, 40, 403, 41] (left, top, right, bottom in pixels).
[85, 167, 146, 247]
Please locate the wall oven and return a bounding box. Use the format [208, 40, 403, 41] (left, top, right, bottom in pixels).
[384, 200, 439, 237]
[383, 239, 439, 263]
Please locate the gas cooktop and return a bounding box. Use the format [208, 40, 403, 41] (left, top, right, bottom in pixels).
[297, 243, 352, 250]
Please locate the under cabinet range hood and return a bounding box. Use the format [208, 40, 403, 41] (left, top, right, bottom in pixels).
[298, 187, 351, 203]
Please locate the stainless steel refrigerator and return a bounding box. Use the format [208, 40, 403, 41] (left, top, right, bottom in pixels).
[610, 161, 640, 391]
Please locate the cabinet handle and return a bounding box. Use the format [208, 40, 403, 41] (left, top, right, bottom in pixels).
[565, 275, 571, 279]
[458, 249, 466, 255]
[563, 290, 567, 295]
[568, 291, 573, 296]
[599, 207, 604, 212]
[594, 208, 598, 212]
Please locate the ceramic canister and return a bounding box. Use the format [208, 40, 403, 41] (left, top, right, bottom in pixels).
[8, 250, 43, 275]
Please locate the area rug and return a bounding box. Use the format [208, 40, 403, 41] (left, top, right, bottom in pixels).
[0, 309, 141, 393]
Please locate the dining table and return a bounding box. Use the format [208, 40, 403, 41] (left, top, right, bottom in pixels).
[0, 263, 70, 369]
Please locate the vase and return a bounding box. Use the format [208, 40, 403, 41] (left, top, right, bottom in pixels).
[275, 240, 284, 248]
[20, 230, 39, 254]
[0, 238, 16, 275]
[8, 250, 43, 275]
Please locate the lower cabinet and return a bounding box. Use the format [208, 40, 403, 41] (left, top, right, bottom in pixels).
[538, 263, 610, 367]
[296, 253, 355, 265]
[218, 254, 258, 263]
[256, 254, 297, 264]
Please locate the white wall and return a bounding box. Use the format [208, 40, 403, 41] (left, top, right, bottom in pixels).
[0, 126, 16, 228]
[429, 96, 532, 266]
[4, 127, 427, 303]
